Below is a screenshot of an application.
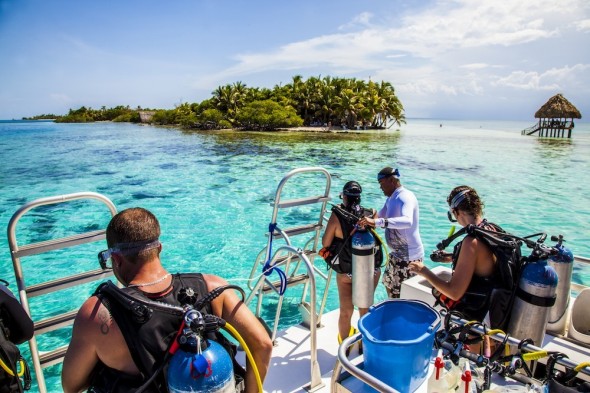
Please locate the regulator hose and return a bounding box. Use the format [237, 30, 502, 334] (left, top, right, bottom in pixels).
[223, 322, 263, 392]
[0, 357, 25, 376]
[369, 227, 389, 264]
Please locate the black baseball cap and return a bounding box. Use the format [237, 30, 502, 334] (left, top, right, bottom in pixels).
[342, 181, 362, 196]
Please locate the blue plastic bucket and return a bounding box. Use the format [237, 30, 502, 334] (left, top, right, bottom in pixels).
[358, 299, 441, 392]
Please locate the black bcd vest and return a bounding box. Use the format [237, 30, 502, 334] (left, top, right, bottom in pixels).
[89, 274, 245, 393]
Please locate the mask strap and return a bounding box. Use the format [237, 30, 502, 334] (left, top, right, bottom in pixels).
[449, 189, 470, 209]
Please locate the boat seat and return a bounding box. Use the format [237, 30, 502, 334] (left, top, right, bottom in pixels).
[568, 288, 590, 344]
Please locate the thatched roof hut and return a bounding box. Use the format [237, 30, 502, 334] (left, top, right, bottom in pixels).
[521, 94, 582, 137]
[535, 94, 582, 119]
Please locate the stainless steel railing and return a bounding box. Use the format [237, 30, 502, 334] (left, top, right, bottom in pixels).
[7, 192, 117, 393]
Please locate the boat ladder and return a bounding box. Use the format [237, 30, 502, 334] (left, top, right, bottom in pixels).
[6, 192, 117, 393]
[245, 166, 333, 392]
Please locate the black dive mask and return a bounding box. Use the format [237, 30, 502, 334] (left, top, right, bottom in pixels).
[447, 210, 457, 223]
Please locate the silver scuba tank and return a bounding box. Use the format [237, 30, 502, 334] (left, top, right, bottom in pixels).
[352, 228, 376, 308]
[547, 236, 574, 335]
[507, 255, 558, 346]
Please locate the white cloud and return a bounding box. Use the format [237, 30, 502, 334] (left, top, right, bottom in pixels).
[494, 71, 558, 90]
[493, 64, 590, 90]
[399, 80, 458, 96]
[574, 19, 590, 31]
[188, 0, 590, 117]
[205, 0, 588, 82]
[338, 12, 373, 30]
[461, 63, 490, 70]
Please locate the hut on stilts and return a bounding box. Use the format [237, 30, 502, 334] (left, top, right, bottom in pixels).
[521, 94, 582, 138]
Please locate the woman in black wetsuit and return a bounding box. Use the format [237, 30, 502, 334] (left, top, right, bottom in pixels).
[321, 181, 381, 344]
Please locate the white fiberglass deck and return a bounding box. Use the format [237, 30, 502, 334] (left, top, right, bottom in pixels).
[241, 308, 354, 392]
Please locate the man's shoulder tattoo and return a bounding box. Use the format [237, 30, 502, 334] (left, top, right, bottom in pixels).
[97, 308, 112, 335]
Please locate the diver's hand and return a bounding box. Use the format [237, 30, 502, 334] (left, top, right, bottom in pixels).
[408, 260, 426, 276]
[358, 217, 375, 228]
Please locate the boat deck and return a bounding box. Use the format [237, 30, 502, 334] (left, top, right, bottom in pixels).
[242, 263, 590, 392]
[238, 308, 357, 392]
[241, 306, 590, 392]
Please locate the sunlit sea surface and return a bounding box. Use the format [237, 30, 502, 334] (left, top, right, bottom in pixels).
[1, 119, 589, 391]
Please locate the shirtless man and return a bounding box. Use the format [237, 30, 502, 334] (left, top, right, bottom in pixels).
[62, 207, 272, 393]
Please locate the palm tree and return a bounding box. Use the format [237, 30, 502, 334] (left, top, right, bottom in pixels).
[316, 77, 335, 125]
[335, 88, 363, 129]
[211, 82, 250, 125]
[376, 81, 404, 127]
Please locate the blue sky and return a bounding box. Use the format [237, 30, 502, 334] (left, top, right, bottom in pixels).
[1, 0, 588, 120]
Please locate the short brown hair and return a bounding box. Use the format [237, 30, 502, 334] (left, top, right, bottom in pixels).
[106, 207, 161, 263]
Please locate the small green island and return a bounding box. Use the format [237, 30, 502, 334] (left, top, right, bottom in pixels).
[24, 76, 405, 131]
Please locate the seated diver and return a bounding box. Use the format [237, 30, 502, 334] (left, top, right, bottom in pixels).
[61, 207, 272, 393]
[320, 181, 383, 344]
[408, 186, 498, 324]
[408, 186, 508, 356]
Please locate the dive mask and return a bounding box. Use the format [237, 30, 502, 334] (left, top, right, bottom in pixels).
[447, 210, 457, 223]
[98, 239, 161, 269]
[447, 189, 470, 223]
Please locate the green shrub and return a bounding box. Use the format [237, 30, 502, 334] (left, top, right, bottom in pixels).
[236, 100, 303, 130]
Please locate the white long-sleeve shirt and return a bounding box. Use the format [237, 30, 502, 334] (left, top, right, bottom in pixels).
[377, 186, 424, 261]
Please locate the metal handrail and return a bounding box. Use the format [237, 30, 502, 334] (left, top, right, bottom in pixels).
[332, 334, 400, 393]
[269, 167, 331, 225]
[7, 192, 117, 393]
[246, 167, 333, 341]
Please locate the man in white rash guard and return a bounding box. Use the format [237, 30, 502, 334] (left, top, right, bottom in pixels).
[359, 166, 424, 298]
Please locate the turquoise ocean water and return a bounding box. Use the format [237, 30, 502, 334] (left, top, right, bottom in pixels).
[1, 119, 589, 391]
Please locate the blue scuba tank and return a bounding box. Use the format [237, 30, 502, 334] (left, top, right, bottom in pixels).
[507, 255, 558, 346]
[352, 228, 376, 308]
[547, 239, 574, 334]
[167, 338, 235, 393]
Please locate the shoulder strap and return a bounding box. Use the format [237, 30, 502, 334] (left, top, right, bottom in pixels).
[95, 286, 156, 385]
